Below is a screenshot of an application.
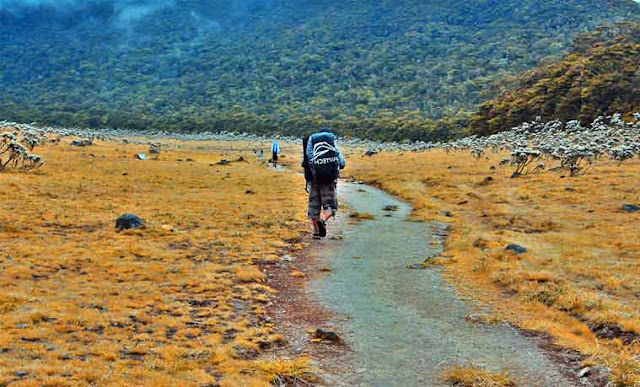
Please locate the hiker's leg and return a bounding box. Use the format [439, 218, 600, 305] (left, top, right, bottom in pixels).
[319, 182, 338, 222]
[307, 183, 321, 234]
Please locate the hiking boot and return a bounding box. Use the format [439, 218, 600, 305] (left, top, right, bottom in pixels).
[318, 219, 327, 238]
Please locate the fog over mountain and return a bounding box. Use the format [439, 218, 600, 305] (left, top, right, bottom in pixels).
[1, 0, 639, 140]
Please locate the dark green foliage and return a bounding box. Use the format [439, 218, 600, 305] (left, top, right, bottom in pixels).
[471, 22, 640, 136]
[0, 0, 638, 140]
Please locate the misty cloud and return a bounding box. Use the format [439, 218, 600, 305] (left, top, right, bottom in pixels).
[0, 0, 176, 23]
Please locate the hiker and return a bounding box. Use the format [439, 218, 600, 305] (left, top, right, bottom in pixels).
[302, 129, 346, 238]
[271, 141, 280, 163]
[258, 149, 264, 160]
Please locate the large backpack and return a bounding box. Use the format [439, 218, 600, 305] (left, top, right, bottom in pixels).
[309, 132, 339, 183]
[302, 136, 313, 183]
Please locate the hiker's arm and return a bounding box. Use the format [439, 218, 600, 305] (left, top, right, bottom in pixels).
[306, 136, 314, 163]
[336, 143, 346, 169]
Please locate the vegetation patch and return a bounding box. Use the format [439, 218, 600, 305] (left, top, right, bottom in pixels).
[443, 365, 515, 387]
[0, 137, 308, 385]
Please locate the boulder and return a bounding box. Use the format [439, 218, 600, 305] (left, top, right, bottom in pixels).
[505, 244, 527, 254]
[70, 139, 92, 147]
[622, 204, 640, 213]
[314, 328, 340, 342]
[136, 153, 148, 160]
[148, 147, 160, 154]
[115, 214, 145, 231]
[364, 149, 378, 157]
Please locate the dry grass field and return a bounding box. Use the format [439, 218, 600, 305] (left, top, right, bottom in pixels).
[348, 149, 640, 385]
[0, 138, 311, 386]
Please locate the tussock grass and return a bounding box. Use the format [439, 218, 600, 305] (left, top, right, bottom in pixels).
[0, 139, 308, 385]
[443, 365, 515, 387]
[349, 149, 640, 383]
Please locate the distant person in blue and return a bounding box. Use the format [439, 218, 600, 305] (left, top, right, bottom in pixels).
[259, 149, 264, 160]
[271, 141, 280, 163]
[302, 128, 346, 238]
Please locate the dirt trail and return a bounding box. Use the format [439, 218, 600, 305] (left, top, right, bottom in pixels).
[304, 182, 580, 386]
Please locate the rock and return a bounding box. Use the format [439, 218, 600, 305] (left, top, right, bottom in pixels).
[505, 244, 527, 254]
[135, 153, 148, 160]
[382, 205, 399, 212]
[440, 210, 454, 217]
[565, 187, 576, 192]
[236, 156, 246, 162]
[70, 139, 92, 147]
[407, 263, 427, 270]
[115, 214, 145, 231]
[14, 371, 27, 378]
[314, 328, 340, 342]
[216, 159, 230, 165]
[364, 149, 378, 157]
[622, 204, 640, 213]
[245, 190, 255, 195]
[148, 147, 160, 154]
[578, 366, 610, 386]
[186, 158, 196, 162]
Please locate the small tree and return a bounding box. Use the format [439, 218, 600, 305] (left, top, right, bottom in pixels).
[510, 148, 541, 178]
[0, 132, 44, 172]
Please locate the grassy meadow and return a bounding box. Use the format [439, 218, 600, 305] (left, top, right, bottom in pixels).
[348, 149, 640, 384]
[0, 138, 312, 386]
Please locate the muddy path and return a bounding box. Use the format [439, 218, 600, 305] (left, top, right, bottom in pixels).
[291, 181, 583, 386]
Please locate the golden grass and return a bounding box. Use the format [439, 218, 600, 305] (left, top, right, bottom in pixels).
[443, 365, 515, 387]
[0, 138, 308, 385]
[347, 149, 640, 383]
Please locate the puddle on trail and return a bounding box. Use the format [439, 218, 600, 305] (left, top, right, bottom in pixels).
[308, 182, 574, 387]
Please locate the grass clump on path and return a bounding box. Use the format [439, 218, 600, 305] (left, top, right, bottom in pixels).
[443, 365, 515, 387]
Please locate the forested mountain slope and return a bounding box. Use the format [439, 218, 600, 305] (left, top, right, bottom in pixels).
[1, 0, 639, 140]
[470, 22, 640, 135]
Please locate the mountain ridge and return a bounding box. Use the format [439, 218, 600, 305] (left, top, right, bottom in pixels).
[1, 0, 639, 140]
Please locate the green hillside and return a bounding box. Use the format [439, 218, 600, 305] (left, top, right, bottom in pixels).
[470, 22, 640, 135]
[1, 0, 639, 140]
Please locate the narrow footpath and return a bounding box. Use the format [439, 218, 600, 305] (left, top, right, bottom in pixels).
[305, 182, 578, 386]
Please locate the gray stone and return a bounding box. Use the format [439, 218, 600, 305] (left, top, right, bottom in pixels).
[622, 204, 640, 213]
[505, 244, 527, 254]
[115, 214, 145, 231]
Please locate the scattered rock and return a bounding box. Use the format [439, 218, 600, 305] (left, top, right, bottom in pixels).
[479, 176, 494, 185]
[148, 147, 160, 154]
[135, 153, 148, 160]
[70, 139, 92, 147]
[216, 159, 230, 165]
[245, 190, 255, 195]
[236, 156, 246, 162]
[115, 214, 145, 231]
[314, 328, 340, 342]
[440, 210, 454, 217]
[457, 200, 469, 205]
[382, 205, 399, 212]
[364, 149, 378, 157]
[407, 263, 427, 270]
[622, 204, 640, 213]
[186, 158, 196, 162]
[15, 324, 27, 329]
[565, 187, 576, 192]
[578, 366, 610, 386]
[505, 244, 527, 254]
[281, 255, 295, 262]
[14, 371, 27, 378]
